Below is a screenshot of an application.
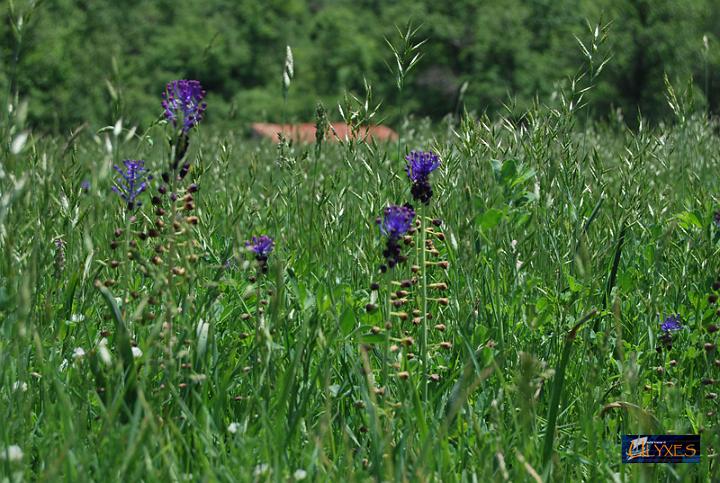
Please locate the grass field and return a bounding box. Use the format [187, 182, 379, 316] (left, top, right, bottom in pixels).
[2, 73, 720, 481]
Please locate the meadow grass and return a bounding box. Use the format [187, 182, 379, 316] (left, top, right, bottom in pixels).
[2, 78, 720, 482]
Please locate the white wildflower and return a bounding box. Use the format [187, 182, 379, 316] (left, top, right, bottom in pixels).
[0, 445, 23, 462]
[131, 347, 143, 358]
[98, 338, 112, 366]
[73, 347, 86, 360]
[293, 469, 307, 480]
[12, 381, 27, 393]
[254, 463, 269, 477]
[227, 422, 240, 434]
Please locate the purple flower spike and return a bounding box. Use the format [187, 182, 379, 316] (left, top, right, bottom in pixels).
[661, 315, 682, 333]
[379, 205, 415, 239]
[112, 159, 150, 210]
[405, 150, 440, 204]
[162, 80, 207, 133]
[378, 204, 415, 270]
[246, 235, 274, 273]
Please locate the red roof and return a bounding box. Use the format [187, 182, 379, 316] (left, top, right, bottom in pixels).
[251, 122, 398, 143]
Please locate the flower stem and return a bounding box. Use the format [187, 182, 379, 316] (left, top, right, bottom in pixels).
[420, 206, 429, 402]
[381, 269, 391, 388]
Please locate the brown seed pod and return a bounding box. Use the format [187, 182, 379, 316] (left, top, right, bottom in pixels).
[110, 260, 120, 269]
[429, 373, 440, 382]
[397, 371, 410, 380]
[440, 341, 452, 349]
[371, 326, 382, 334]
[434, 323, 446, 332]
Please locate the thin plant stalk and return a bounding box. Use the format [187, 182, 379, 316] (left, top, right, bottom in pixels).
[420, 207, 429, 401]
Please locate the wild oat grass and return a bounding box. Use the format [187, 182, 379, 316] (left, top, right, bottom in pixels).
[1, 25, 719, 483]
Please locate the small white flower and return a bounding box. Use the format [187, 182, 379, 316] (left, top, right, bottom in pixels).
[131, 347, 143, 358]
[0, 445, 23, 462]
[254, 463, 269, 477]
[12, 381, 27, 393]
[227, 422, 240, 434]
[59, 359, 69, 371]
[293, 469, 307, 480]
[98, 338, 112, 366]
[71, 313, 85, 324]
[73, 347, 86, 360]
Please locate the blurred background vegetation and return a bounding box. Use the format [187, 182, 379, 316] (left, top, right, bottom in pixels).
[1, 0, 719, 133]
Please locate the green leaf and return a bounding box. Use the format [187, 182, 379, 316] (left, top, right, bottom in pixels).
[674, 211, 702, 229]
[339, 307, 356, 336]
[359, 333, 386, 344]
[476, 208, 505, 230]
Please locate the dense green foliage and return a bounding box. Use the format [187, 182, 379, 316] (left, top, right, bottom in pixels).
[2, 0, 720, 132]
[2, 47, 720, 478]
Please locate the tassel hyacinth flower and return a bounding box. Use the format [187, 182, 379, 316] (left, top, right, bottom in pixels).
[405, 150, 440, 205]
[112, 159, 151, 211]
[162, 80, 207, 133]
[378, 204, 415, 270]
[246, 235, 274, 274]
